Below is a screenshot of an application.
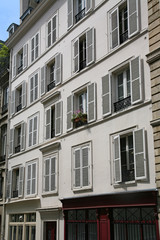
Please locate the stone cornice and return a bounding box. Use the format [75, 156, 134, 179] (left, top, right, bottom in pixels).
[146, 47, 160, 64]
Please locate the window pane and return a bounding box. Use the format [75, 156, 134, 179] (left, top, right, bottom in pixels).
[26, 226, 29, 240]
[31, 226, 36, 240]
[88, 223, 97, 240]
[18, 226, 23, 240]
[77, 223, 85, 240]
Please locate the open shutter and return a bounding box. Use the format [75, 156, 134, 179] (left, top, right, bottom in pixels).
[47, 19, 52, 48]
[102, 74, 111, 117]
[12, 54, 16, 78]
[7, 170, 12, 199]
[87, 83, 96, 123]
[31, 163, 36, 194]
[27, 164, 31, 195]
[67, 95, 73, 131]
[85, 0, 93, 14]
[21, 122, 26, 151]
[55, 53, 61, 86]
[52, 15, 57, 44]
[18, 166, 24, 197]
[86, 28, 94, 66]
[73, 39, 79, 73]
[74, 148, 81, 188]
[41, 66, 46, 95]
[51, 157, 56, 191]
[23, 43, 28, 69]
[130, 56, 142, 104]
[45, 108, 51, 140]
[44, 159, 50, 192]
[113, 135, 122, 183]
[9, 128, 14, 156]
[11, 90, 15, 116]
[55, 101, 62, 136]
[33, 116, 38, 145]
[127, 0, 139, 38]
[67, 0, 73, 29]
[22, 81, 26, 108]
[29, 118, 33, 147]
[110, 8, 119, 49]
[82, 146, 89, 187]
[133, 128, 147, 180]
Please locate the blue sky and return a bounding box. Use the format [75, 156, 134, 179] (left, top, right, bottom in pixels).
[0, 1, 20, 42]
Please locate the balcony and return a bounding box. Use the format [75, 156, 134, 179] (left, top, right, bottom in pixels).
[17, 103, 22, 112]
[12, 190, 18, 198]
[51, 128, 55, 138]
[120, 30, 128, 44]
[15, 145, 21, 153]
[79, 59, 86, 71]
[2, 103, 8, 114]
[47, 81, 55, 92]
[0, 155, 6, 163]
[114, 96, 131, 112]
[75, 8, 85, 23]
[18, 64, 23, 74]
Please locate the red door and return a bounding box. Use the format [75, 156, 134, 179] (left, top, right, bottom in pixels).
[99, 209, 110, 240]
[45, 222, 56, 240]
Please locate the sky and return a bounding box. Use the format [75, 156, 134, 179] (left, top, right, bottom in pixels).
[0, 1, 20, 42]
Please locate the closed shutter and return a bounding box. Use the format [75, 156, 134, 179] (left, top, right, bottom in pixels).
[45, 108, 51, 140]
[9, 128, 14, 155]
[86, 28, 94, 66]
[87, 83, 96, 123]
[55, 101, 62, 136]
[21, 122, 26, 151]
[102, 74, 111, 117]
[130, 56, 142, 104]
[31, 163, 36, 194]
[55, 53, 61, 86]
[34, 73, 38, 101]
[85, 0, 93, 14]
[110, 8, 119, 49]
[7, 170, 12, 199]
[12, 54, 16, 78]
[27, 164, 31, 195]
[133, 128, 146, 180]
[74, 149, 81, 188]
[52, 15, 57, 44]
[67, 0, 73, 29]
[113, 135, 122, 183]
[51, 157, 56, 191]
[127, 0, 139, 38]
[30, 77, 34, 103]
[82, 146, 89, 187]
[67, 95, 73, 131]
[41, 66, 46, 95]
[33, 116, 38, 145]
[73, 39, 79, 73]
[23, 43, 28, 69]
[31, 37, 35, 62]
[11, 90, 15, 116]
[22, 81, 26, 108]
[48, 20, 52, 48]
[29, 118, 33, 147]
[44, 159, 50, 192]
[18, 166, 24, 197]
[35, 33, 39, 59]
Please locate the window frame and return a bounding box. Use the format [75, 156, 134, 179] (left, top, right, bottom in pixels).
[30, 32, 40, 63]
[25, 160, 38, 197]
[47, 13, 58, 49]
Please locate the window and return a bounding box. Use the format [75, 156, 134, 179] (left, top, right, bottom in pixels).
[45, 101, 62, 140]
[102, 56, 142, 117]
[67, 83, 96, 131]
[2, 85, 9, 114]
[72, 143, 92, 190]
[26, 161, 37, 196]
[44, 222, 57, 240]
[9, 213, 36, 240]
[30, 73, 38, 104]
[28, 114, 38, 147]
[31, 32, 39, 62]
[0, 125, 7, 161]
[41, 53, 62, 95]
[43, 154, 58, 193]
[11, 81, 26, 115]
[110, 0, 139, 49]
[67, 0, 93, 28]
[113, 128, 147, 184]
[73, 28, 94, 73]
[47, 14, 57, 48]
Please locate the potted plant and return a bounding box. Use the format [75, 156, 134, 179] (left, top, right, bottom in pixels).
[71, 110, 87, 127]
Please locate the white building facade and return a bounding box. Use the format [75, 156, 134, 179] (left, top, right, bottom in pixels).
[5, 0, 159, 239]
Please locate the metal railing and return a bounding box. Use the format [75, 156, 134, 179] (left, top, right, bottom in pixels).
[0, 155, 6, 163]
[75, 8, 85, 23]
[15, 145, 21, 153]
[2, 103, 8, 114]
[17, 103, 22, 112]
[12, 190, 18, 198]
[47, 80, 55, 92]
[114, 96, 131, 112]
[120, 30, 128, 44]
[18, 64, 23, 74]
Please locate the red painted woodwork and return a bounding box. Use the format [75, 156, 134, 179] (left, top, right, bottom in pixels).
[99, 209, 110, 240]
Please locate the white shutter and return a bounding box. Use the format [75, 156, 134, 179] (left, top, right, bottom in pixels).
[9, 128, 14, 155]
[27, 164, 31, 195]
[127, 0, 139, 38]
[18, 166, 24, 197]
[82, 146, 89, 187]
[110, 8, 119, 49]
[87, 82, 96, 123]
[52, 15, 57, 44]
[29, 118, 33, 147]
[33, 116, 38, 145]
[30, 77, 34, 103]
[67, 95, 73, 131]
[55, 53, 61, 86]
[41, 66, 46, 95]
[11, 90, 15, 116]
[31, 163, 36, 194]
[35, 33, 39, 59]
[47, 20, 52, 48]
[73, 39, 79, 73]
[12, 54, 16, 78]
[22, 81, 26, 108]
[133, 128, 147, 180]
[45, 108, 51, 140]
[130, 56, 142, 104]
[55, 101, 62, 136]
[85, 0, 93, 14]
[21, 122, 26, 151]
[7, 170, 12, 199]
[102, 74, 111, 117]
[51, 157, 56, 191]
[113, 135, 122, 183]
[86, 28, 94, 66]
[23, 43, 28, 69]
[44, 159, 50, 192]
[67, 0, 73, 29]
[74, 149, 81, 188]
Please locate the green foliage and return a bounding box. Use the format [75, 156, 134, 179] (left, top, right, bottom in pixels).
[0, 43, 9, 75]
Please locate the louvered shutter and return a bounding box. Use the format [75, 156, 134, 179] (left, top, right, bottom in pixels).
[51, 157, 56, 191]
[12, 54, 16, 78]
[55, 101, 62, 136]
[44, 159, 50, 192]
[48, 20, 52, 48]
[32, 163, 36, 194]
[23, 43, 28, 69]
[130, 56, 142, 104]
[7, 170, 12, 199]
[85, 0, 93, 14]
[110, 8, 119, 49]
[21, 122, 26, 151]
[67, 95, 73, 131]
[74, 149, 81, 188]
[27, 165, 31, 195]
[52, 15, 57, 44]
[33, 116, 38, 145]
[73, 39, 79, 73]
[133, 128, 147, 180]
[55, 53, 61, 86]
[29, 118, 33, 147]
[86, 28, 94, 66]
[45, 108, 51, 140]
[41, 66, 46, 95]
[67, 0, 73, 29]
[18, 166, 24, 197]
[127, 0, 139, 38]
[11, 90, 15, 116]
[82, 147, 89, 187]
[22, 81, 26, 108]
[113, 135, 122, 183]
[102, 74, 111, 117]
[30, 77, 34, 103]
[34, 73, 38, 101]
[87, 83, 96, 123]
[9, 128, 14, 155]
[35, 33, 39, 59]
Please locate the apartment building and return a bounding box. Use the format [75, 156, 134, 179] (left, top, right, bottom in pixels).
[5, 0, 159, 239]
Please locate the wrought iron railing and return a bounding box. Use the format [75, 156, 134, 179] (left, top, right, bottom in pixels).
[15, 145, 21, 153]
[47, 80, 55, 92]
[12, 190, 18, 198]
[122, 166, 134, 182]
[114, 96, 131, 112]
[120, 30, 128, 44]
[79, 59, 86, 71]
[75, 8, 85, 23]
[18, 64, 23, 74]
[0, 155, 6, 163]
[2, 103, 8, 114]
[17, 103, 22, 112]
[51, 129, 55, 138]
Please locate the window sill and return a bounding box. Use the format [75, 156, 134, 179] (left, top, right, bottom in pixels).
[114, 180, 136, 188]
[73, 186, 92, 193]
[42, 191, 58, 197]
